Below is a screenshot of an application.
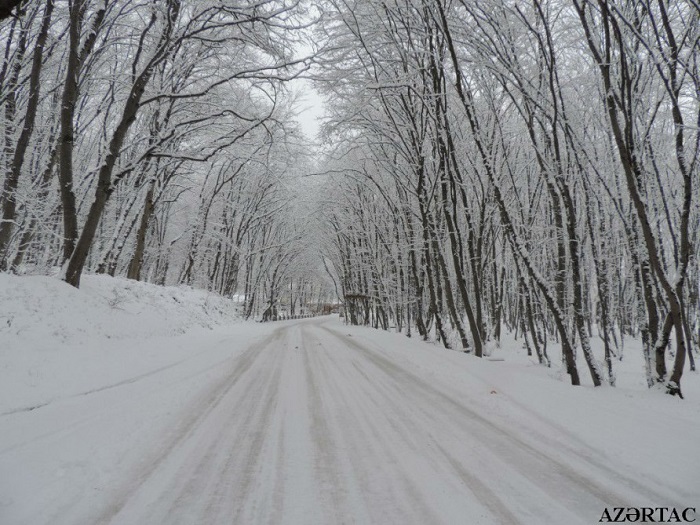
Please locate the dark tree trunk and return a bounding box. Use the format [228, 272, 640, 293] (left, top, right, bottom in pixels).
[0, 0, 53, 267]
[127, 181, 155, 281]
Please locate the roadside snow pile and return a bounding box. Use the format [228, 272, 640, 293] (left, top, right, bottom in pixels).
[0, 273, 241, 348]
[0, 273, 245, 414]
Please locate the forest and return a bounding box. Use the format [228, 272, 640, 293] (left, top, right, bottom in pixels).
[1, 0, 698, 396]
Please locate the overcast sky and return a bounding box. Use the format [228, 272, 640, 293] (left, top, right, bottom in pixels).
[294, 79, 325, 142]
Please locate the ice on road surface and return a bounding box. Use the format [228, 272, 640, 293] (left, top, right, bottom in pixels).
[3, 316, 697, 525]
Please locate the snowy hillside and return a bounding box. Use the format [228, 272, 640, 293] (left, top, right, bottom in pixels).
[0, 274, 246, 414]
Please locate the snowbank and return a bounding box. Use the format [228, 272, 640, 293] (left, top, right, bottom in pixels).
[0, 273, 241, 346]
[0, 274, 245, 414]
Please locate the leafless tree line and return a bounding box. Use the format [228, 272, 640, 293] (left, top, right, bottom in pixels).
[0, 0, 324, 317]
[317, 0, 699, 396]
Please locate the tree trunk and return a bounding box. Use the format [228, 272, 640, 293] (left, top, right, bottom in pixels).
[0, 0, 53, 267]
[127, 181, 155, 281]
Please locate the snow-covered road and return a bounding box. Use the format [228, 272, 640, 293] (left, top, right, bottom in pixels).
[1, 316, 695, 525]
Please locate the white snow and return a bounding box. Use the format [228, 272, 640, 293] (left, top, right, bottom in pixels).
[0, 273, 245, 414]
[1, 274, 698, 524]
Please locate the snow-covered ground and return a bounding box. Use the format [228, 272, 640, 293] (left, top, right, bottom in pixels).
[1, 274, 698, 524]
[0, 273, 247, 413]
